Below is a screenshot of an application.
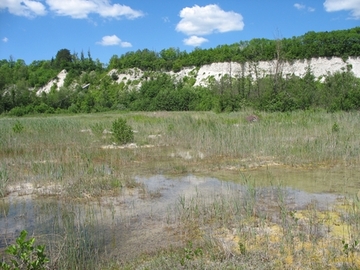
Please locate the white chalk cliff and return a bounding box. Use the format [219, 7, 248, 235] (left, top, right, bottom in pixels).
[40, 57, 360, 93]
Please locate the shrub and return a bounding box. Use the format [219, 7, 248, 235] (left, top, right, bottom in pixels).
[0, 230, 49, 270]
[12, 120, 24, 133]
[111, 117, 134, 144]
[8, 106, 27, 117]
[34, 103, 54, 114]
[111, 72, 119, 81]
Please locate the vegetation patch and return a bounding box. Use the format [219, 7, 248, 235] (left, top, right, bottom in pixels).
[0, 111, 360, 268]
[111, 117, 134, 145]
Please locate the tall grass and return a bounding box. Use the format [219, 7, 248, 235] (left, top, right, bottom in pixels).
[128, 178, 360, 269]
[1, 198, 122, 269]
[1, 110, 360, 268]
[1, 110, 360, 196]
[2, 111, 360, 185]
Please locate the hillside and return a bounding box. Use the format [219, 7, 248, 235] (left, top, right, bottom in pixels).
[2, 27, 360, 115]
[43, 56, 360, 92]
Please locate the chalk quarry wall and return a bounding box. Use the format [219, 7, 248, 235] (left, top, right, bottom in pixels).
[191, 57, 360, 86]
[111, 56, 360, 89]
[39, 57, 360, 93]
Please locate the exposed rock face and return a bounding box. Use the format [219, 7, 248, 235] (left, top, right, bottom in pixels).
[109, 57, 360, 88]
[193, 57, 360, 86]
[36, 69, 67, 95]
[39, 57, 360, 92]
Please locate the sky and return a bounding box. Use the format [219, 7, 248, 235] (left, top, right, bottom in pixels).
[0, 0, 359, 65]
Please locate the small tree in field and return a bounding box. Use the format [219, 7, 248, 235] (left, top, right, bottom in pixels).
[111, 118, 134, 144]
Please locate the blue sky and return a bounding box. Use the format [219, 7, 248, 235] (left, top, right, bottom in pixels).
[1, 0, 359, 65]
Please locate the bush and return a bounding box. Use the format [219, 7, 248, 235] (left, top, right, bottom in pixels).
[34, 103, 53, 114]
[111, 72, 119, 81]
[111, 117, 134, 144]
[12, 120, 24, 133]
[0, 230, 49, 270]
[8, 106, 27, 117]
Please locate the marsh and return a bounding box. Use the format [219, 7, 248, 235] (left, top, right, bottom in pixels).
[1, 110, 360, 269]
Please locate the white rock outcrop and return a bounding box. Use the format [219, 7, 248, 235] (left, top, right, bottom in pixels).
[37, 57, 360, 93]
[193, 57, 360, 86]
[36, 69, 67, 95]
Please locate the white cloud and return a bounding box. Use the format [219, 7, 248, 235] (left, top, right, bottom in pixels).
[97, 35, 121, 46]
[176, 4, 244, 36]
[2, 37, 9, 42]
[324, 0, 360, 19]
[183, 35, 208, 46]
[97, 35, 132, 47]
[0, 0, 143, 19]
[46, 0, 95, 19]
[46, 0, 143, 19]
[294, 3, 305, 10]
[120, 41, 132, 48]
[294, 3, 315, 12]
[0, 0, 47, 18]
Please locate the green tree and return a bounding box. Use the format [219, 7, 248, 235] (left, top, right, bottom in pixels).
[55, 48, 72, 69]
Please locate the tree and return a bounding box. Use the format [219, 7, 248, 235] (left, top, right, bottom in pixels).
[55, 48, 72, 69]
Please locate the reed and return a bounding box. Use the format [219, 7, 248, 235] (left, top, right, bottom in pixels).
[2, 110, 360, 190]
[1, 110, 360, 268]
[127, 178, 360, 269]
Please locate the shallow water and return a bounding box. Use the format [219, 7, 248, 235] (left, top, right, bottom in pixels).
[0, 173, 345, 261]
[245, 165, 360, 195]
[211, 165, 360, 196]
[134, 174, 341, 210]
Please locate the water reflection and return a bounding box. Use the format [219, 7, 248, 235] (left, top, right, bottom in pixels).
[0, 174, 344, 263]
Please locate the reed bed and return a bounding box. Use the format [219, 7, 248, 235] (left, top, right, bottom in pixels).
[1, 110, 360, 269]
[126, 180, 360, 269]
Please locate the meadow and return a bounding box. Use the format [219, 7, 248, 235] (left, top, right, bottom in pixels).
[1, 110, 360, 269]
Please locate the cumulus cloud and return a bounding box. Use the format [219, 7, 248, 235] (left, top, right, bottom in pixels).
[97, 35, 132, 47]
[0, 0, 143, 19]
[183, 36, 208, 47]
[176, 4, 244, 36]
[119, 41, 132, 48]
[324, 0, 360, 19]
[46, 0, 143, 19]
[0, 0, 47, 18]
[294, 3, 315, 12]
[2, 37, 9, 42]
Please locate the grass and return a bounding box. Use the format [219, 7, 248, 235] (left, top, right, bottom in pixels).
[1, 109, 360, 269]
[122, 179, 360, 269]
[2, 110, 360, 185]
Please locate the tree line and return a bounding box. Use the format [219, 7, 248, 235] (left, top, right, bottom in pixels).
[0, 27, 360, 115]
[108, 27, 360, 71]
